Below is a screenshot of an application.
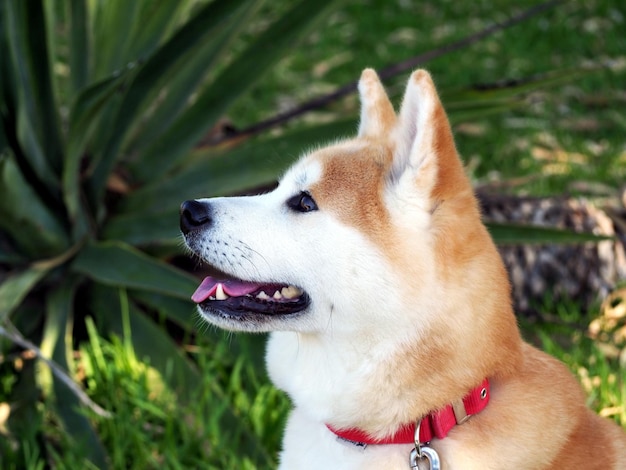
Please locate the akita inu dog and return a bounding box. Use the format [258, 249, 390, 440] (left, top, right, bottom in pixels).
[180, 69, 626, 469]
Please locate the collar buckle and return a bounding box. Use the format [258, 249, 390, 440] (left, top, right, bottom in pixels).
[451, 399, 469, 424]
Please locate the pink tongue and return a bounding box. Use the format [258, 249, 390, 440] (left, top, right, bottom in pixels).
[191, 276, 263, 303]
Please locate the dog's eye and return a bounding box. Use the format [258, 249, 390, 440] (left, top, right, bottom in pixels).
[287, 192, 318, 213]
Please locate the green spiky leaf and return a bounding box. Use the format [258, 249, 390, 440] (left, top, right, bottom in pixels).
[88, 0, 265, 210]
[0, 265, 49, 321]
[0, 157, 68, 257]
[72, 241, 197, 300]
[487, 222, 613, 245]
[134, 0, 341, 182]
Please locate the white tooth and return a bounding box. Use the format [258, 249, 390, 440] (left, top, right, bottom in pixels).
[281, 286, 302, 299]
[215, 283, 228, 301]
[273, 290, 282, 300]
[209, 296, 215, 301]
[257, 291, 269, 300]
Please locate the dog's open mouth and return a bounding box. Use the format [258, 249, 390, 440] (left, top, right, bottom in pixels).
[191, 276, 309, 317]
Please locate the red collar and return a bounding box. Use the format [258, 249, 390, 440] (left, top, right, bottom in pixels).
[327, 378, 490, 445]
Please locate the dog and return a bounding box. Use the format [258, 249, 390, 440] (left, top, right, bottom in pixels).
[180, 69, 626, 469]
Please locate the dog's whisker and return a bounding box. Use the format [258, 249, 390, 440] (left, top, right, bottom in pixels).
[236, 242, 268, 279]
[324, 303, 335, 335]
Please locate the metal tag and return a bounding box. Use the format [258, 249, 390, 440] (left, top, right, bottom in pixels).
[409, 445, 441, 470]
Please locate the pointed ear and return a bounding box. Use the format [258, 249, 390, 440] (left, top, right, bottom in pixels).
[393, 70, 468, 203]
[357, 69, 396, 138]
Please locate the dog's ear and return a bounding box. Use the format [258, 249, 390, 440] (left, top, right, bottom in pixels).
[392, 70, 470, 205]
[357, 69, 396, 138]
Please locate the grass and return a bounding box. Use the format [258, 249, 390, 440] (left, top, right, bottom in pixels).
[74, 319, 287, 469]
[231, 0, 626, 196]
[1, 0, 625, 468]
[1, 322, 289, 469]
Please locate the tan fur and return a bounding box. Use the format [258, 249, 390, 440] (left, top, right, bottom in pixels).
[304, 69, 626, 467]
[358, 68, 397, 138]
[310, 143, 393, 246]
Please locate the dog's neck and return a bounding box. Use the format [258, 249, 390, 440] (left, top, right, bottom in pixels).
[267, 309, 520, 441]
[326, 378, 490, 446]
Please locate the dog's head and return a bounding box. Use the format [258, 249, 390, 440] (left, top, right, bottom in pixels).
[181, 69, 510, 340]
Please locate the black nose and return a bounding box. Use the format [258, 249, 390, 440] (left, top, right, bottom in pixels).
[180, 200, 212, 234]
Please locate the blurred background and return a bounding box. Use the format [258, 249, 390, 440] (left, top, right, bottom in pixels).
[0, 0, 624, 468]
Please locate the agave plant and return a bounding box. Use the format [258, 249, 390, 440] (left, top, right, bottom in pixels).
[0, 0, 342, 466]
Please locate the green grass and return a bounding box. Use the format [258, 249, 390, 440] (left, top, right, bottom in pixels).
[1, 0, 625, 468]
[77, 320, 288, 469]
[230, 0, 626, 196]
[0, 322, 288, 469]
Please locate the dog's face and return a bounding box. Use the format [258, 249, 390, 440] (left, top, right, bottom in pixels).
[180, 140, 428, 335]
[181, 70, 506, 344]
